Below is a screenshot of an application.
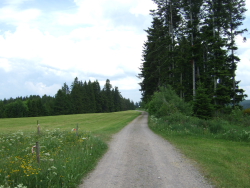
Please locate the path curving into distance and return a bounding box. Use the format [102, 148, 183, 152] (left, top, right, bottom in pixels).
[79, 111, 213, 188]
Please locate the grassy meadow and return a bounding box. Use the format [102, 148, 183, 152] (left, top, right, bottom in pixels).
[0, 110, 141, 141]
[0, 110, 141, 188]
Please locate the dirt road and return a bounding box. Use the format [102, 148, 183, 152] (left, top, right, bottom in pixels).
[79, 111, 213, 188]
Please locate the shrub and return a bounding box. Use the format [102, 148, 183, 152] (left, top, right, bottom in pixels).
[207, 119, 224, 134]
[243, 108, 250, 116]
[147, 85, 193, 118]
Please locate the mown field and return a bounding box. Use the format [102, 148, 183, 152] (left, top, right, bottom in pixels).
[0, 111, 141, 188]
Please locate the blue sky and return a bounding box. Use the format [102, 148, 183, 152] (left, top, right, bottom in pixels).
[0, 0, 249, 103]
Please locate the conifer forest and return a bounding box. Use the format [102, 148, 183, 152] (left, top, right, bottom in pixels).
[139, 0, 248, 111]
[0, 78, 136, 118]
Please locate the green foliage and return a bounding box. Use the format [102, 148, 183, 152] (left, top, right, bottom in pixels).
[243, 108, 250, 115]
[0, 78, 136, 118]
[151, 134, 250, 188]
[0, 130, 107, 188]
[4, 100, 28, 118]
[0, 111, 141, 187]
[147, 86, 193, 118]
[139, 0, 247, 110]
[216, 106, 250, 127]
[193, 83, 213, 119]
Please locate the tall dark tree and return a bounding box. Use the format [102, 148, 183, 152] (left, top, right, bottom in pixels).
[92, 80, 103, 113]
[102, 79, 114, 112]
[54, 87, 72, 115]
[71, 77, 84, 114]
[139, 17, 167, 103]
[113, 87, 122, 112]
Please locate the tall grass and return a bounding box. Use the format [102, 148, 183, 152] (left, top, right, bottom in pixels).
[0, 129, 107, 188]
[150, 113, 250, 142]
[0, 110, 141, 188]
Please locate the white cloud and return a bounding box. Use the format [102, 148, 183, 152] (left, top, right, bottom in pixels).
[25, 81, 61, 96]
[112, 77, 140, 90]
[55, 0, 107, 26]
[236, 33, 250, 99]
[0, 24, 46, 59]
[0, 7, 41, 25]
[246, 0, 250, 17]
[0, 58, 12, 72]
[0, 0, 148, 101]
[129, 0, 157, 16]
[0, 21, 145, 81]
[3, 0, 33, 6]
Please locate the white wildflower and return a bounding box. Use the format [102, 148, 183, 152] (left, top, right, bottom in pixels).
[51, 166, 57, 170]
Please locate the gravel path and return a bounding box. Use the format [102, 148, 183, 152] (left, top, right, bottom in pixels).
[79, 111, 213, 188]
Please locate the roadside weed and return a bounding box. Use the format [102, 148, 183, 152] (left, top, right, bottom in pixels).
[0, 129, 107, 188]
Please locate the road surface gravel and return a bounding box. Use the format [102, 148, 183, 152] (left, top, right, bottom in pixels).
[79, 111, 213, 188]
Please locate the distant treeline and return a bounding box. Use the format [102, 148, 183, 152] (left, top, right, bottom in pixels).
[0, 78, 137, 118]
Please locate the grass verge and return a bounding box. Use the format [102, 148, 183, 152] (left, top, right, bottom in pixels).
[149, 116, 250, 188]
[0, 110, 141, 188]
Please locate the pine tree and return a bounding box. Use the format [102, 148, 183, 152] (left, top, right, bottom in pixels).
[113, 86, 122, 111]
[86, 80, 96, 113]
[102, 79, 114, 112]
[92, 80, 102, 113]
[54, 89, 68, 115]
[71, 77, 84, 114]
[193, 83, 213, 119]
[139, 17, 167, 102]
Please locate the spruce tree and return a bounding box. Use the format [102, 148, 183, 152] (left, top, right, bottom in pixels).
[193, 83, 213, 119]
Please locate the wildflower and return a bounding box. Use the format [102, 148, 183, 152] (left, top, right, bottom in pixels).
[51, 166, 57, 170]
[15, 184, 27, 188]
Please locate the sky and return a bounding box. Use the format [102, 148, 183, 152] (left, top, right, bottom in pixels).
[0, 0, 249, 103]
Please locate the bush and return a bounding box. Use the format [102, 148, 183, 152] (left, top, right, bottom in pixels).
[207, 119, 224, 134]
[243, 108, 250, 116]
[147, 86, 193, 118]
